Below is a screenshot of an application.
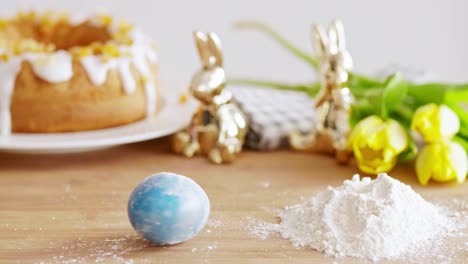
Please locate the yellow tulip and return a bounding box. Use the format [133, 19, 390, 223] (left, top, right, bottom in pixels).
[411, 103, 460, 143]
[416, 141, 468, 185]
[348, 116, 408, 174]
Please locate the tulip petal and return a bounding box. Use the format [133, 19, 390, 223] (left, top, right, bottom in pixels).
[358, 163, 379, 174]
[349, 116, 383, 146]
[411, 103, 440, 142]
[386, 120, 408, 153]
[415, 145, 434, 185]
[375, 157, 397, 173]
[448, 141, 468, 183]
[350, 116, 403, 175]
[368, 128, 385, 150]
[425, 143, 455, 182]
[439, 105, 460, 139]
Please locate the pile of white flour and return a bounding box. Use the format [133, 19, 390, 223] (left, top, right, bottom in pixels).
[272, 174, 461, 261]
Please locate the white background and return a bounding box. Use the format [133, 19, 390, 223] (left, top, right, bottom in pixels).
[2, 0, 468, 92]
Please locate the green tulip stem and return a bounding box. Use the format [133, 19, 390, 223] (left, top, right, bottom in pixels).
[235, 21, 319, 69]
[228, 78, 321, 97]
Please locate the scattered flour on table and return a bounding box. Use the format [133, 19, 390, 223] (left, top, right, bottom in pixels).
[37, 235, 150, 264]
[247, 173, 468, 262]
[259, 181, 271, 188]
[191, 241, 219, 254]
[206, 218, 223, 228]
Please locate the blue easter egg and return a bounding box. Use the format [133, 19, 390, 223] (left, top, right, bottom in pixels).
[127, 172, 210, 245]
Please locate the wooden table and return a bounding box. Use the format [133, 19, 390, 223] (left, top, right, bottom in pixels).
[0, 137, 466, 264]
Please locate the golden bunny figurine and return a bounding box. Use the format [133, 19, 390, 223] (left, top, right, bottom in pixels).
[289, 20, 354, 163]
[172, 31, 248, 164]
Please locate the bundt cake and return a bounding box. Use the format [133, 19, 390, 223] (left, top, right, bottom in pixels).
[0, 11, 160, 135]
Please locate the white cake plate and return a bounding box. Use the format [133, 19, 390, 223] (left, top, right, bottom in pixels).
[0, 97, 197, 153]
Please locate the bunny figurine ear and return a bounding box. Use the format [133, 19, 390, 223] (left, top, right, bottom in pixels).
[312, 24, 328, 59]
[193, 31, 223, 68]
[206, 32, 223, 67]
[193, 31, 213, 68]
[329, 20, 346, 51]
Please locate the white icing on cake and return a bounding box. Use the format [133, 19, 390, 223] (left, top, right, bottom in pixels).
[27, 51, 73, 83]
[0, 59, 21, 136]
[133, 51, 157, 116]
[117, 58, 136, 94]
[0, 14, 159, 135]
[80, 56, 117, 85]
[146, 49, 158, 64]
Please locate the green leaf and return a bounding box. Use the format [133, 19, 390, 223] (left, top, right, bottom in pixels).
[228, 78, 321, 97]
[381, 73, 408, 119]
[350, 99, 378, 127]
[454, 135, 468, 154]
[369, 92, 385, 114]
[444, 88, 468, 138]
[235, 21, 319, 69]
[389, 104, 414, 129]
[347, 73, 384, 92]
[408, 83, 468, 105]
[398, 138, 418, 162]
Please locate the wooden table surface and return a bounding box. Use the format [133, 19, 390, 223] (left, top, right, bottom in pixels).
[0, 137, 466, 264]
